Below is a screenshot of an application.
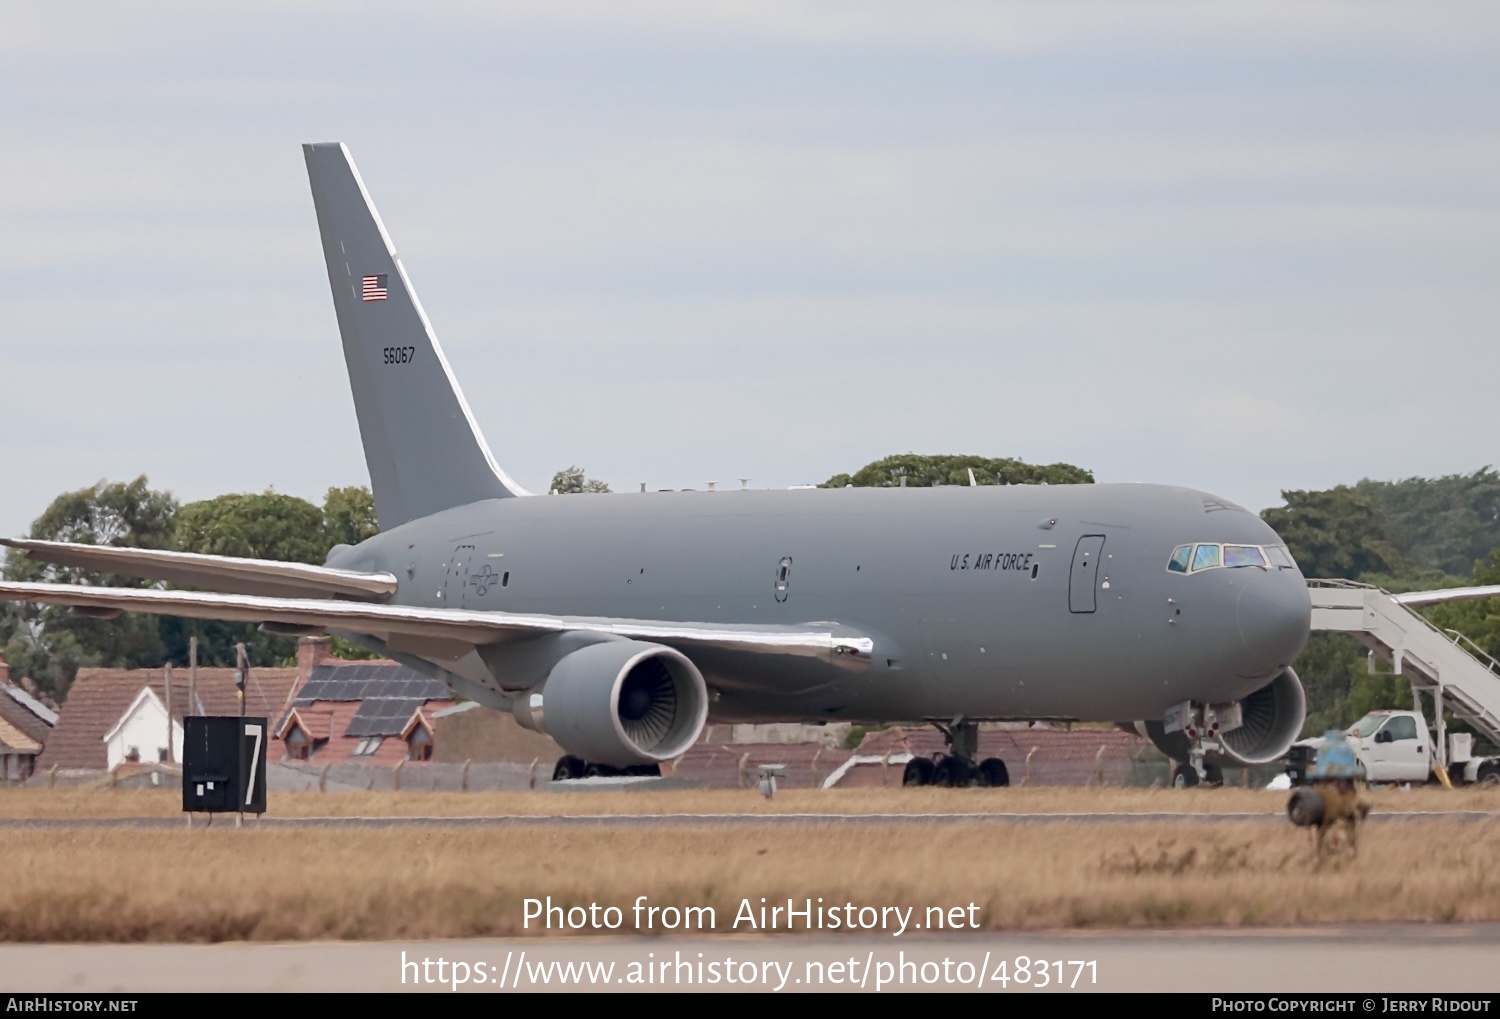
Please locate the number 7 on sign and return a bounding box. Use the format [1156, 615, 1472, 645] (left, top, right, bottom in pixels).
[244, 724, 262, 807]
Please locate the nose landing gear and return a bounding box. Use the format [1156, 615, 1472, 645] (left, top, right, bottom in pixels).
[1170, 761, 1224, 789]
[900, 719, 1011, 788]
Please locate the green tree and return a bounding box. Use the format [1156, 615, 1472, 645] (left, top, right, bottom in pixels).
[323, 485, 380, 548]
[166, 490, 331, 668]
[550, 466, 611, 494]
[821, 454, 1093, 489]
[0, 477, 179, 701]
[1355, 468, 1500, 577]
[173, 491, 329, 564]
[1260, 487, 1407, 580]
[1422, 548, 1500, 665]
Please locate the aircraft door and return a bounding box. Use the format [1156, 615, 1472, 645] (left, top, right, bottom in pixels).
[442, 544, 475, 606]
[1068, 535, 1106, 614]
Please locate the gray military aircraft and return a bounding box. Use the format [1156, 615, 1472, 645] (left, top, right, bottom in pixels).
[1, 143, 1480, 788]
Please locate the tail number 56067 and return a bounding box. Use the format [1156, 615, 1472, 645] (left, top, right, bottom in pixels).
[383, 346, 416, 365]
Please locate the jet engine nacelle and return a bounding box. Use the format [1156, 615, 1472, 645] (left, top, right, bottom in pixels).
[1139, 667, 1307, 767]
[512, 640, 709, 767]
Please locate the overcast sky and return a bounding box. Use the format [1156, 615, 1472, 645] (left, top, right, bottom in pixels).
[1, 2, 1496, 537]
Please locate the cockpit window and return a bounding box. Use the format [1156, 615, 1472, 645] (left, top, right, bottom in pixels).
[1190, 543, 1221, 571]
[1265, 545, 1296, 569]
[1223, 545, 1267, 568]
[1168, 540, 1297, 574]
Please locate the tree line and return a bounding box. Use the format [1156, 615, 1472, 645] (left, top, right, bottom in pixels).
[1262, 468, 1500, 736]
[0, 478, 383, 702]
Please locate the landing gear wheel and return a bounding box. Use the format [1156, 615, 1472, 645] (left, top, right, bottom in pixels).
[552, 755, 586, 781]
[1203, 764, 1224, 788]
[977, 758, 1010, 788]
[903, 757, 935, 787]
[626, 763, 662, 778]
[583, 762, 617, 778]
[1172, 763, 1200, 789]
[933, 755, 971, 788]
[1478, 762, 1500, 787]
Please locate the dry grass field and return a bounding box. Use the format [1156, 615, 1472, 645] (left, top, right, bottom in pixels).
[1, 784, 1496, 819]
[2, 819, 1498, 941]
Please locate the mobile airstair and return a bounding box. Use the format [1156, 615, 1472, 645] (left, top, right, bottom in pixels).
[1309, 580, 1500, 766]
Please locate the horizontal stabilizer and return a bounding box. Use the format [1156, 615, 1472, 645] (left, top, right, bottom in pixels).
[0, 538, 398, 601]
[1393, 585, 1500, 608]
[0, 581, 874, 663]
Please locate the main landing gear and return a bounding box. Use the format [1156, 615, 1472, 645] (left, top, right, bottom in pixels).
[901, 719, 1010, 788]
[552, 756, 661, 781]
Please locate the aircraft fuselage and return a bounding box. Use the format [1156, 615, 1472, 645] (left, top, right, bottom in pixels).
[329, 481, 1310, 725]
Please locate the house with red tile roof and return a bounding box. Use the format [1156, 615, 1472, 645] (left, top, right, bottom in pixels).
[0, 654, 56, 782]
[275, 660, 455, 765]
[36, 663, 301, 772]
[33, 637, 461, 774]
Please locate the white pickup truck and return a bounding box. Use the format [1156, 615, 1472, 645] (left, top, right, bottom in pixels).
[1287, 709, 1500, 786]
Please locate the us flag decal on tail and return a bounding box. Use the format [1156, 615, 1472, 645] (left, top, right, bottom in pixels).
[361, 274, 388, 301]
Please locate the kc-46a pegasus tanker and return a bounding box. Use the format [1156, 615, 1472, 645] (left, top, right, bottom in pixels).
[1, 143, 1341, 787]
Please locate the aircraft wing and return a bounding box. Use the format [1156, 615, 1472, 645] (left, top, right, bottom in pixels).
[1393, 585, 1500, 607]
[0, 581, 874, 662]
[0, 538, 398, 601]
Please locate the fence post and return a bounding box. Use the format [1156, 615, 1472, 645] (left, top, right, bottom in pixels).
[319, 763, 330, 793]
[810, 748, 822, 785]
[737, 753, 750, 789]
[881, 752, 891, 786]
[392, 759, 404, 791]
[462, 759, 471, 792]
[1022, 746, 1038, 787]
[529, 758, 539, 790]
[48, 764, 57, 789]
[1089, 745, 1107, 787]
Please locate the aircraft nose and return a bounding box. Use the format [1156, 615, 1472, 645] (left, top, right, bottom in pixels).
[1236, 572, 1311, 674]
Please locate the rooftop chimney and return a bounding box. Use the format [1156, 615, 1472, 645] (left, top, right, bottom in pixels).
[297, 636, 332, 679]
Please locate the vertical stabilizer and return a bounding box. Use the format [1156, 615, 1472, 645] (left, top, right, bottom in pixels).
[303, 142, 528, 530]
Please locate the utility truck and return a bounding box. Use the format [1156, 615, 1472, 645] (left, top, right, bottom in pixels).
[1286, 581, 1500, 789]
[1287, 708, 1500, 787]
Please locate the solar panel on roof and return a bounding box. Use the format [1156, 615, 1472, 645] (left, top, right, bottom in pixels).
[345, 697, 421, 737]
